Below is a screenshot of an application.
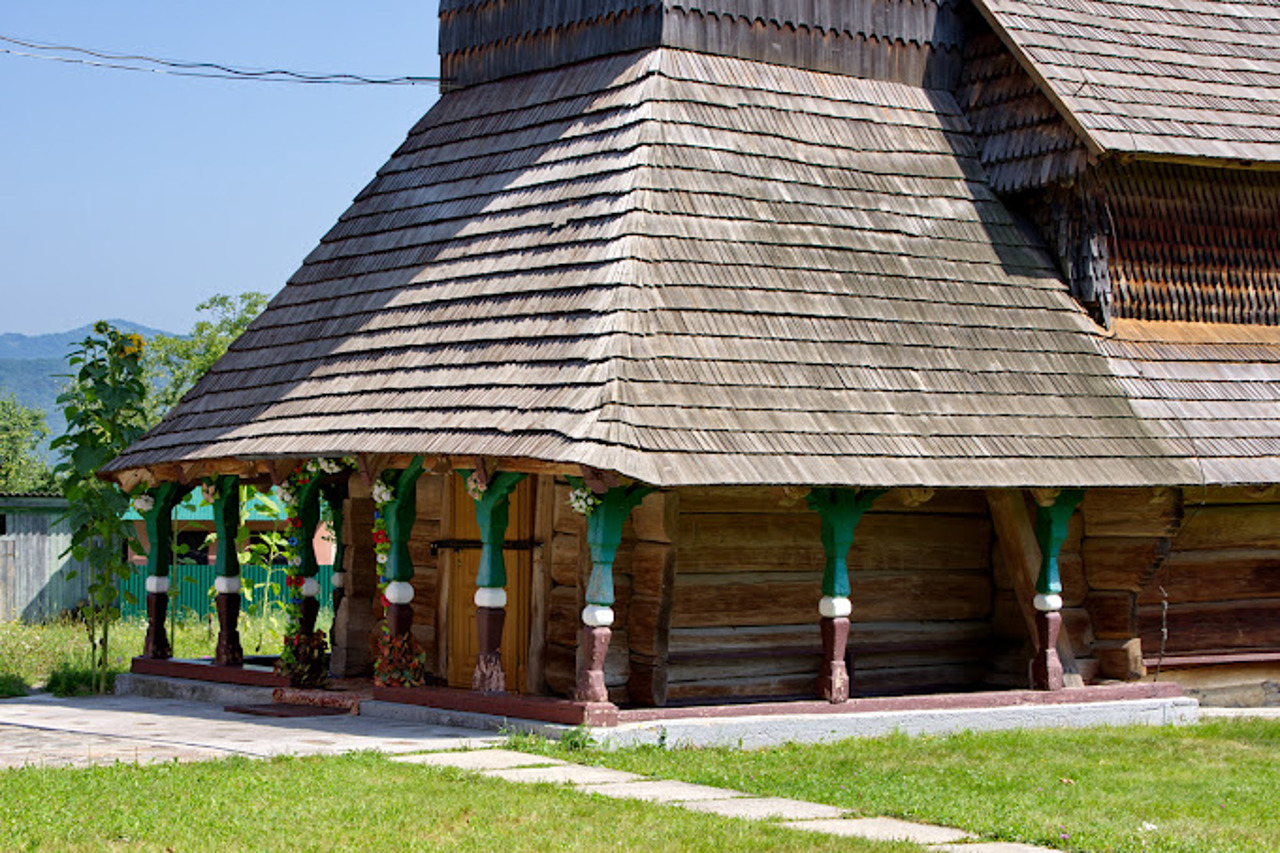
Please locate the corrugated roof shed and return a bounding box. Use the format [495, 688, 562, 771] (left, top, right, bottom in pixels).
[103, 48, 1202, 488]
[972, 0, 1280, 164]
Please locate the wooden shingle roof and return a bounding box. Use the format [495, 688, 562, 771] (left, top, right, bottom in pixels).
[972, 0, 1280, 164]
[104, 48, 1210, 488]
[1104, 320, 1280, 485]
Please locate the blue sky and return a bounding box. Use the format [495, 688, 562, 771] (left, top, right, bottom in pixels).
[1, 1, 442, 335]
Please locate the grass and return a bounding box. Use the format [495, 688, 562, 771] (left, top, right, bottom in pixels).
[515, 720, 1280, 853]
[0, 609, 329, 696]
[0, 752, 915, 853]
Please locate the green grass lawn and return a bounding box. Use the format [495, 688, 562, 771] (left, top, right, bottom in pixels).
[0, 611, 325, 695]
[517, 719, 1280, 853]
[0, 752, 913, 852]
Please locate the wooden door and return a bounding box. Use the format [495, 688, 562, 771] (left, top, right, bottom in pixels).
[446, 476, 532, 691]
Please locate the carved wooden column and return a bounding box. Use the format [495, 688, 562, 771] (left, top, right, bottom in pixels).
[462, 469, 527, 692]
[1030, 489, 1085, 690]
[288, 475, 326, 636]
[380, 458, 426, 638]
[805, 487, 885, 703]
[136, 482, 191, 659]
[572, 480, 654, 704]
[208, 476, 244, 665]
[320, 481, 349, 615]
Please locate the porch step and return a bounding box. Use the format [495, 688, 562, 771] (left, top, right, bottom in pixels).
[225, 703, 352, 718]
[270, 686, 370, 713]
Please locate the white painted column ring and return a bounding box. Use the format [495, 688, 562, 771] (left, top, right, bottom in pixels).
[213, 576, 241, 595]
[581, 604, 615, 627]
[818, 595, 852, 619]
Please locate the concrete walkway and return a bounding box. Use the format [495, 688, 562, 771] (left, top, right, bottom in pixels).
[0, 693, 496, 769]
[391, 748, 1055, 852]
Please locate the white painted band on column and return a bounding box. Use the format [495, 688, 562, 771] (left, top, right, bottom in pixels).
[581, 604, 615, 627]
[1034, 593, 1063, 612]
[818, 596, 852, 619]
[301, 578, 321, 598]
[213, 576, 241, 595]
[384, 581, 415, 605]
[474, 587, 507, 609]
[145, 576, 170, 595]
[331, 572, 345, 589]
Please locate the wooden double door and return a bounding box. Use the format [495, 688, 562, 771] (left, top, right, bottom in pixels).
[445, 475, 533, 691]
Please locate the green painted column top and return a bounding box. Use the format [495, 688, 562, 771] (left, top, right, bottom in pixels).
[292, 477, 325, 579]
[209, 475, 241, 578]
[1034, 489, 1085, 596]
[805, 487, 886, 598]
[575, 481, 655, 607]
[459, 469, 527, 589]
[142, 481, 192, 578]
[320, 481, 348, 578]
[381, 456, 425, 584]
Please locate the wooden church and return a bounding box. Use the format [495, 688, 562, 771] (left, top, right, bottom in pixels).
[105, 0, 1280, 718]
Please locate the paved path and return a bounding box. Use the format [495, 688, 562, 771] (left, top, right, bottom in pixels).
[392, 748, 1056, 851]
[0, 693, 496, 769]
[0, 693, 1057, 850]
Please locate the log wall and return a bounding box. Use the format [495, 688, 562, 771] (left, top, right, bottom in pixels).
[1073, 487, 1280, 680]
[666, 487, 994, 701]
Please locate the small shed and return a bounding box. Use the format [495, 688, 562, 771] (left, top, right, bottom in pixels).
[0, 492, 90, 622]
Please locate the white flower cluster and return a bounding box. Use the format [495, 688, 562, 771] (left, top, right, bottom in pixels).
[288, 555, 303, 568]
[306, 457, 345, 475]
[465, 471, 488, 501]
[376, 552, 388, 564]
[371, 479, 394, 504]
[201, 483, 218, 504]
[568, 486, 601, 516]
[277, 486, 296, 506]
[132, 494, 155, 514]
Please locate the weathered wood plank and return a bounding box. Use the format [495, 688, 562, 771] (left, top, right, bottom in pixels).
[671, 570, 992, 628]
[1139, 601, 1280, 655]
[550, 532, 582, 587]
[1082, 537, 1169, 592]
[1082, 488, 1181, 538]
[677, 513, 990, 572]
[1174, 505, 1280, 551]
[1137, 549, 1280, 605]
[1085, 591, 1137, 641]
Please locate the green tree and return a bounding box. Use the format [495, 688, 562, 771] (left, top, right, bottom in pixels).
[143, 292, 268, 425]
[51, 323, 148, 693]
[0, 393, 55, 493]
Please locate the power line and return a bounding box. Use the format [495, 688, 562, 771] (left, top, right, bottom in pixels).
[0, 33, 441, 86]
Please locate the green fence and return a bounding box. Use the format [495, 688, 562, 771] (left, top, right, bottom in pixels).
[118, 564, 335, 620]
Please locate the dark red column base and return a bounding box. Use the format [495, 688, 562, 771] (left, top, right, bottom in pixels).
[142, 592, 171, 660]
[386, 603, 414, 638]
[817, 616, 851, 703]
[1030, 610, 1065, 691]
[214, 592, 243, 666]
[299, 595, 321, 636]
[574, 625, 612, 703]
[473, 607, 506, 692]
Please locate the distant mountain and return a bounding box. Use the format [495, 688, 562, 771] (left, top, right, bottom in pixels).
[0, 320, 175, 460]
[0, 320, 172, 360]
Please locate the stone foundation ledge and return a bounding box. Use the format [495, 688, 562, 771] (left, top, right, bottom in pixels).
[594, 696, 1200, 749]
